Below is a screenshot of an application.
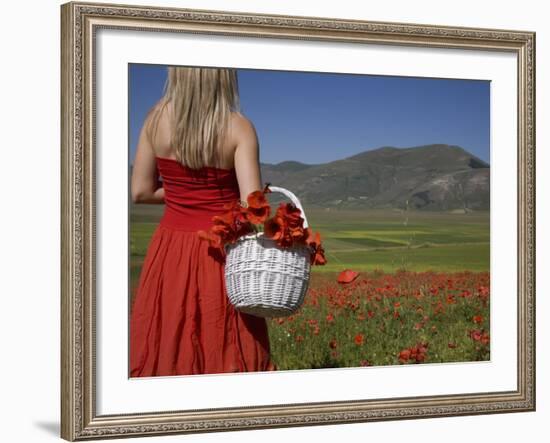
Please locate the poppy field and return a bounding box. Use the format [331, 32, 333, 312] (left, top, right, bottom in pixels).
[130, 204, 490, 369]
[266, 269, 490, 370]
[261, 207, 490, 369]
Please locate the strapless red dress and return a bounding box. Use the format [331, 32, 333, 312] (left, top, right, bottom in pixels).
[129, 156, 276, 377]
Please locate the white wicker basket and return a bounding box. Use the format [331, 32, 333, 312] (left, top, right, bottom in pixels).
[224, 186, 312, 318]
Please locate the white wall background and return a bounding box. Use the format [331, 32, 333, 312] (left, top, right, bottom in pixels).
[0, 0, 546, 442]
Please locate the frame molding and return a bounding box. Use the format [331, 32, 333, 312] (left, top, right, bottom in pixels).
[61, 1, 535, 440]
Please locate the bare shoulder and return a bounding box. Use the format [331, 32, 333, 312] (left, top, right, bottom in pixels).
[143, 99, 169, 131]
[230, 111, 258, 144]
[142, 99, 172, 155]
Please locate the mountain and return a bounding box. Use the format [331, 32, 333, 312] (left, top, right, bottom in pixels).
[259, 144, 489, 211]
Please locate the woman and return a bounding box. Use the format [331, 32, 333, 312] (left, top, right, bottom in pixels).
[129, 66, 276, 377]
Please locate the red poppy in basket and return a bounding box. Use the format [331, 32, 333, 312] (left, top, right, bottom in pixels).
[264, 202, 308, 248]
[211, 212, 236, 242]
[199, 185, 327, 266]
[222, 199, 249, 225]
[263, 214, 285, 243]
[304, 228, 327, 266]
[245, 190, 271, 224]
[223, 199, 255, 238]
[277, 202, 304, 228]
[197, 229, 223, 249]
[283, 203, 309, 243]
[198, 202, 253, 252]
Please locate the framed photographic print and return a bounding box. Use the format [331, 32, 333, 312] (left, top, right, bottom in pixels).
[60, 1, 536, 440]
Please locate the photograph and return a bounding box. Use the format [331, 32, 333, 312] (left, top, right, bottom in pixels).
[128, 64, 491, 377]
[60, 2, 535, 439]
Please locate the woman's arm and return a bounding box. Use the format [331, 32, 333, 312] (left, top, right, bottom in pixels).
[233, 114, 262, 204]
[131, 109, 165, 204]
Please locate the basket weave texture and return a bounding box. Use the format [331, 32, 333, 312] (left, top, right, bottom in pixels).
[224, 186, 312, 318]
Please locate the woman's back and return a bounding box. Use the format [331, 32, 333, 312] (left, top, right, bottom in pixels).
[134, 100, 264, 207]
[140, 102, 263, 231]
[147, 100, 238, 169]
[154, 156, 240, 232]
[130, 67, 275, 378]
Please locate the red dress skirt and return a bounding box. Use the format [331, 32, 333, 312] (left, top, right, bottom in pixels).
[129, 157, 276, 377]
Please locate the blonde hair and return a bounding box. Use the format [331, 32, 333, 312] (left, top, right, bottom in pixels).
[149, 66, 241, 169]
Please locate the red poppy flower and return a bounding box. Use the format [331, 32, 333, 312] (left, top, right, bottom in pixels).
[217, 199, 255, 240]
[264, 215, 285, 242]
[299, 228, 326, 265]
[200, 187, 327, 265]
[211, 221, 236, 244]
[398, 343, 428, 364]
[222, 199, 245, 216]
[414, 350, 427, 363]
[398, 349, 411, 363]
[337, 269, 359, 284]
[263, 202, 308, 248]
[470, 329, 490, 345]
[224, 199, 250, 228]
[470, 329, 483, 341]
[289, 225, 307, 242]
[246, 190, 271, 224]
[354, 334, 365, 345]
[212, 211, 234, 226]
[446, 295, 456, 304]
[312, 243, 327, 265]
[197, 230, 222, 249]
[305, 228, 320, 249]
[276, 202, 303, 227]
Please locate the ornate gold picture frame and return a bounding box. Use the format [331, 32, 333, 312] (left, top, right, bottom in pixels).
[61, 1, 535, 440]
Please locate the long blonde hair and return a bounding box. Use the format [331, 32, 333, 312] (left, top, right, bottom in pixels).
[150, 66, 241, 169]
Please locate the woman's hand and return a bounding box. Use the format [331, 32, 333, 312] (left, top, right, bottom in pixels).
[131, 107, 165, 204]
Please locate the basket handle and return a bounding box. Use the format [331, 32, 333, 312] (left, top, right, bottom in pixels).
[267, 185, 309, 229]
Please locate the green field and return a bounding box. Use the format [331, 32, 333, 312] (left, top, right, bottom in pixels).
[129, 205, 489, 298]
[129, 205, 490, 368]
[266, 269, 490, 369]
[130, 205, 491, 270]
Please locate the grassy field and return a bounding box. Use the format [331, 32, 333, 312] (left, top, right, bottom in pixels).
[305, 207, 489, 273]
[266, 269, 490, 368]
[130, 204, 489, 291]
[129, 203, 490, 368]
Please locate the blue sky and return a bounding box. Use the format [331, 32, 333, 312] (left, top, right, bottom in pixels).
[129, 64, 490, 165]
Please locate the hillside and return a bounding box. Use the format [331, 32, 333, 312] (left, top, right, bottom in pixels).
[260, 144, 489, 211]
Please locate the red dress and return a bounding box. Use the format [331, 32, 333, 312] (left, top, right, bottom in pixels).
[130, 156, 276, 377]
